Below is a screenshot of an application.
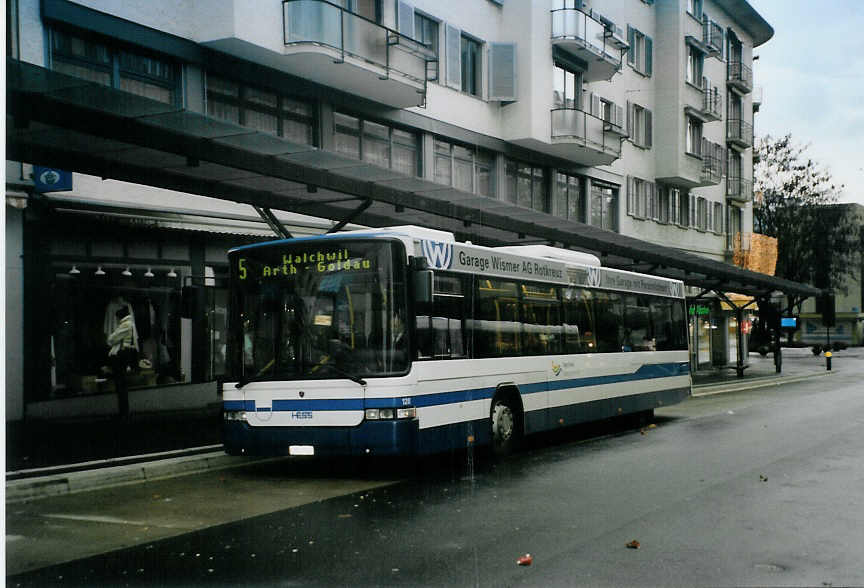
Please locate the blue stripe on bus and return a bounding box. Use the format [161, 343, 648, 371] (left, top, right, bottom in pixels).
[223, 362, 689, 412]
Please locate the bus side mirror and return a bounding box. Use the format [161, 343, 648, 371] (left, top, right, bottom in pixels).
[413, 269, 434, 305]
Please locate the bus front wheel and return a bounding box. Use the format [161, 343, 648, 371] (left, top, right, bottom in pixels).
[491, 396, 520, 457]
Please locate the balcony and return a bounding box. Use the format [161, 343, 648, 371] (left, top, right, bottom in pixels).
[727, 175, 753, 203]
[685, 18, 722, 56]
[701, 140, 724, 185]
[727, 60, 753, 94]
[727, 118, 753, 149]
[752, 85, 763, 112]
[550, 108, 622, 166]
[703, 20, 723, 55]
[550, 8, 624, 82]
[686, 77, 723, 122]
[281, 0, 435, 108]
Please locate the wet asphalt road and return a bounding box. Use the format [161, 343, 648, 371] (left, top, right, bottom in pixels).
[8, 369, 864, 587]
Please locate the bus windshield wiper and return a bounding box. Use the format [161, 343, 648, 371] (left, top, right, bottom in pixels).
[304, 357, 367, 387]
[234, 364, 294, 389]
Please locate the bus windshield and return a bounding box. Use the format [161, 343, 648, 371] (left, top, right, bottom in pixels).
[228, 239, 408, 382]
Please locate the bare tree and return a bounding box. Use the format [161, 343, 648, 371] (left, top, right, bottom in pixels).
[754, 134, 858, 293]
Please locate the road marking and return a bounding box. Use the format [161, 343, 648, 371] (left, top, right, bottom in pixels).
[42, 514, 149, 526]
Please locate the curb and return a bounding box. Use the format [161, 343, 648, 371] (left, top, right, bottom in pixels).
[692, 370, 832, 397]
[5, 451, 281, 504]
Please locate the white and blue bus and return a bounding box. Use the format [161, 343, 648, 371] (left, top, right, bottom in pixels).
[222, 226, 690, 457]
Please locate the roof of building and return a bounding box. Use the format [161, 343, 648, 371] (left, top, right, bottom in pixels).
[719, 0, 775, 47]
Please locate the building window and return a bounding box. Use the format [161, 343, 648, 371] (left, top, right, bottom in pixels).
[627, 177, 657, 220]
[686, 116, 703, 156]
[554, 172, 584, 222]
[341, 0, 378, 21]
[627, 26, 653, 76]
[696, 197, 709, 231]
[713, 202, 723, 233]
[687, 0, 703, 19]
[505, 160, 548, 213]
[332, 113, 419, 175]
[207, 75, 315, 144]
[461, 35, 482, 96]
[628, 102, 653, 148]
[433, 139, 495, 197]
[50, 28, 179, 105]
[414, 12, 439, 80]
[553, 62, 583, 110]
[686, 46, 704, 86]
[590, 182, 618, 232]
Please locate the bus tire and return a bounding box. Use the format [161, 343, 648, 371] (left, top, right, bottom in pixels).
[490, 390, 521, 457]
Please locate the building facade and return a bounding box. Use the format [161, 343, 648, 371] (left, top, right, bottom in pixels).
[5, 0, 771, 424]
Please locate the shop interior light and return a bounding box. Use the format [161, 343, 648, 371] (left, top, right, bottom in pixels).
[94, 266, 106, 276]
[69, 265, 80, 275]
[122, 267, 132, 276]
[144, 267, 155, 278]
[167, 268, 177, 278]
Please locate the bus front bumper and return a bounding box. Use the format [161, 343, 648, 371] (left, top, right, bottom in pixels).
[223, 418, 419, 457]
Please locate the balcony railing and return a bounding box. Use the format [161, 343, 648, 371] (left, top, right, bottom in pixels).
[701, 78, 722, 120]
[701, 139, 723, 184]
[727, 60, 753, 93]
[550, 8, 623, 82]
[727, 118, 753, 149]
[282, 0, 435, 106]
[727, 176, 753, 203]
[703, 19, 723, 54]
[551, 107, 622, 162]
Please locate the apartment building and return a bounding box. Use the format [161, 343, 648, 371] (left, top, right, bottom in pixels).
[5, 0, 771, 423]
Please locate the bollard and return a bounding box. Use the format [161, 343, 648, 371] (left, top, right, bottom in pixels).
[825, 351, 832, 371]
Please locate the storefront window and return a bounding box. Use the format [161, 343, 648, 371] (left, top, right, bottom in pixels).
[44, 265, 189, 399]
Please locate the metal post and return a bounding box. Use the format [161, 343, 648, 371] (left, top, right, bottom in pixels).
[735, 307, 745, 377]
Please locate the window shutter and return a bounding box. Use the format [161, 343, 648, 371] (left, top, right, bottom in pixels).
[626, 175, 634, 215]
[645, 35, 653, 76]
[397, 1, 415, 39]
[489, 42, 517, 101]
[645, 108, 653, 148]
[445, 24, 462, 90]
[671, 190, 679, 225]
[626, 100, 633, 138]
[689, 194, 697, 228]
[650, 182, 658, 220]
[590, 93, 601, 117]
[627, 26, 635, 65]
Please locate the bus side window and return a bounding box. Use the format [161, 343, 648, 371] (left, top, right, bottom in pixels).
[564, 288, 597, 353]
[416, 273, 467, 360]
[474, 279, 520, 358]
[593, 291, 622, 353]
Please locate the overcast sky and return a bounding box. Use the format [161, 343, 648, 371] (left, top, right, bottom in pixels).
[749, 0, 864, 206]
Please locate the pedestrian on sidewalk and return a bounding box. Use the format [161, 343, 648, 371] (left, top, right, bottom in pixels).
[107, 307, 138, 420]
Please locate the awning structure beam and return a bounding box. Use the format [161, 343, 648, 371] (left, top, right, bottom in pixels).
[5, 60, 823, 301]
[252, 206, 292, 239]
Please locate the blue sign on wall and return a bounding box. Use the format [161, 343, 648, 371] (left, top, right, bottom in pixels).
[33, 166, 73, 193]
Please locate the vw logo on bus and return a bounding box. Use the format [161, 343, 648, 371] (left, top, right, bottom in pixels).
[421, 240, 454, 270]
[586, 266, 602, 288]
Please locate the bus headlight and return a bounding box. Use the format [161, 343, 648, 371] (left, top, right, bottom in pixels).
[224, 410, 247, 422]
[365, 407, 416, 420]
[396, 407, 416, 419]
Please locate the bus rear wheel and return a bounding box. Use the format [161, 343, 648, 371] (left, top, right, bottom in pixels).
[491, 396, 520, 457]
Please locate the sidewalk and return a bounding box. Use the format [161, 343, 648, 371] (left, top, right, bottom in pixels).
[6, 347, 856, 502]
[691, 346, 843, 394]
